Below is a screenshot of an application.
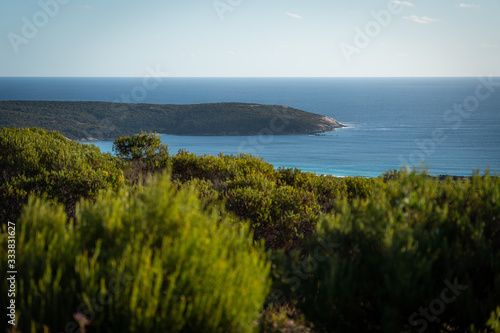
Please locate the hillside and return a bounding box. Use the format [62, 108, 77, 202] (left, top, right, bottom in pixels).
[1, 128, 499, 333]
[0, 100, 345, 140]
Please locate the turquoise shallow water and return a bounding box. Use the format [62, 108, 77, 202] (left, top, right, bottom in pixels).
[2, 77, 500, 177]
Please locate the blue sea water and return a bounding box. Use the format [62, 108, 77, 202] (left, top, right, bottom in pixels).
[1, 77, 499, 177]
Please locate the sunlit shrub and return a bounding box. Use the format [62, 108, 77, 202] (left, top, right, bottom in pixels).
[171, 151, 276, 183]
[0, 173, 271, 333]
[0, 127, 123, 222]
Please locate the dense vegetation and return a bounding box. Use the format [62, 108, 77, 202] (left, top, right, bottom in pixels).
[1, 175, 270, 333]
[290, 172, 500, 332]
[0, 127, 124, 223]
[0, 101, 345, 140]
[1, 128, 499, 333]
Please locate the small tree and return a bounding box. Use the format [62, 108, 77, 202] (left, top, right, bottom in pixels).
[113, 131, 167, 160]
[113, 131, 170, 182]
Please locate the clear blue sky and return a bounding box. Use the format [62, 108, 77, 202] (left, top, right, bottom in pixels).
[1, 0, 499, 77]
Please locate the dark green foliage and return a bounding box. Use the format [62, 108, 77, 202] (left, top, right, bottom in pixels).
[276, 167, 377, 213]
[291, 171, 500, 332]
[2, 126, 499, 332]
[343, 175, 376, 200]
[226, 173, 320, 250]
[172, 178, 221, 209]
[171, 155, 323, 250]
[0, 127, 123, 222]
[171, 151, 276, 184]
[171, 153, 322, 249]
[0, 101, 344, 140]
[276, 167, 377, 204]
[0, 173, 271, 333]
[169, 153, 379, 250]
[5, 126, 500, 333]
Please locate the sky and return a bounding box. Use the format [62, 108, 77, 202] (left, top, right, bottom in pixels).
[0, 0, 499, 77]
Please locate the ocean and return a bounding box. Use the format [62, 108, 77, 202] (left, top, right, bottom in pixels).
[1, 77, 499, 177]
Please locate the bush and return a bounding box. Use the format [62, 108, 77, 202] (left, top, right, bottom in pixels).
[170, 160, 378, 250]
[276, 167, 378, 212]
[172, 178, 221, 209]
[113, 131, 168, 161]
[0, 127, 123, 222]
[343, 176, 377, 201]
[171, 151, 276, 184]
[226, 173, 320, 250]
[113, 131, 170, 183]
[291, 171, 500, 332]
[0, 172, 271, 333]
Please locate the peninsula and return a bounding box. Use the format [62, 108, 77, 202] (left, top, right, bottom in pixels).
[0, 101, 345, 141]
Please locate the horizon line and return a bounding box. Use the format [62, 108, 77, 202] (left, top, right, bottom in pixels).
[1, 75, 499, 79]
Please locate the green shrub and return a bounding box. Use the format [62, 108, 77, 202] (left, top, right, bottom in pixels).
[0, 172, 271, 333]
[276, 167, 377, 212]
[343, 175, 377, 201]
[226, 173, 320, 250]
[276, 167, 314, 189]
[172, 178, 221, 209]
[170, 159, 380, 250]
[113, 131, 167, 161]
[171, 151, 276, 184]
[226, 184, 274, 231]
[2, 196, 81, 332]
[113, 131, 170, 183]
[169, 156, 380, 250]
[0, 127, 123, 222]
[291, 171, 500, 332]
[307, 175, 347, 213]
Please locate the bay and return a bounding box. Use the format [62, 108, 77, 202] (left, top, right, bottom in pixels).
[1, 77, 499, 177]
